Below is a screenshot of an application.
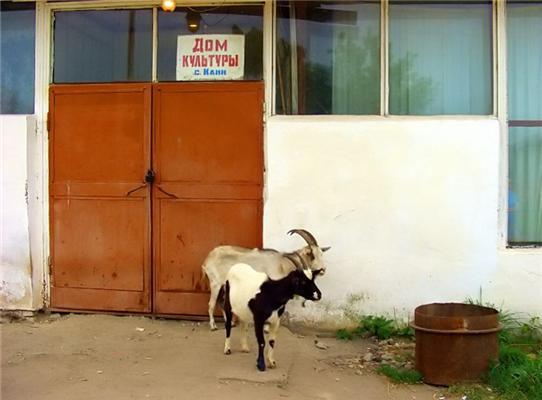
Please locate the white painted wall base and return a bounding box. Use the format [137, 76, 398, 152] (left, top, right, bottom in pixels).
[1, 116, 32, 309]
[264, 117, 542, 325]
[1, 115, 41, 310]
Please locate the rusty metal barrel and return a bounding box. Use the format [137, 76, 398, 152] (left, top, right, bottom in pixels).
[411, 303, 501, 386]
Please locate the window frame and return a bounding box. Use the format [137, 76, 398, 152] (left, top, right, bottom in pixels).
[271, 0, 497, 117]
[503, 0, 542, 248]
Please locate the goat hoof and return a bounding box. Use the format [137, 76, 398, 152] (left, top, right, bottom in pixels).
[241, 347, 250, 353]
[268, 361, 276, 369]
[224, 349, 231, 355]
[210, 323, 218, 331]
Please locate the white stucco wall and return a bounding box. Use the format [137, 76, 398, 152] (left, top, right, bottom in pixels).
[2, 113, 540, 320]
[264, 117, 542, 328]
[0, 115, 36, 310]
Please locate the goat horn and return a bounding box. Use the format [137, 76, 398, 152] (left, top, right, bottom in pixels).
[284, 252, 308, 271]
[287, 229, 318, 247]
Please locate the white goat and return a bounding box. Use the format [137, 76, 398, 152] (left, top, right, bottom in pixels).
[219, 262, 322, 371]
[202, 229, 329, 330]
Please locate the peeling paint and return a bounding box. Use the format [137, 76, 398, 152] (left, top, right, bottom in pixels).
[1, 116, 33, 310]
[0, 265, 32, 309]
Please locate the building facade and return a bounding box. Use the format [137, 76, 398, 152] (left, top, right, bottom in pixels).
[1, 0, 541, 326]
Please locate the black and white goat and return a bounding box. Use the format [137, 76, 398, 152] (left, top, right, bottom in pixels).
[219, 262, 322, 371]
[203, 229, 329, 330]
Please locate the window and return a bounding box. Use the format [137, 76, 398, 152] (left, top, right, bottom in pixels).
[53, 10, 152, 83]
[276, 1, 381, 115]
[274, 0, 494, 116]
[389, 0, 493, 115]
[157, 5, 263, 81]
[507, 1, 542, 245]
[0, 2, 35, 114]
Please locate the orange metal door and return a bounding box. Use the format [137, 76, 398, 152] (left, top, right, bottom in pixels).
[49, 84, 152, 312]
[152, 82, 263, 315]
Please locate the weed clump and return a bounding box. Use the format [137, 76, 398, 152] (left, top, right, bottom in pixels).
[335, 328, 354, 341]
[377, 364, 422, 384]
[335, 315, 414, 341]
[487, 345, 542, 400]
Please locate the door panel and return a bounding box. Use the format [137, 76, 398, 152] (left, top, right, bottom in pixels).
[156, 89, 263, 184]
[153, 82, 263, 315]
[157, 200, 262, 292]
[154, 199, 261, 315]
[51, 88, 146, 182]
[49, 84, 151, 312]
[52, 198, 146, 291]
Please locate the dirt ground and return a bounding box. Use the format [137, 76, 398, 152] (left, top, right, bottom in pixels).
[2, 313, 446, 400]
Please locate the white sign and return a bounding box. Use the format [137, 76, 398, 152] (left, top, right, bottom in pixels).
[176, 34, 245, 81]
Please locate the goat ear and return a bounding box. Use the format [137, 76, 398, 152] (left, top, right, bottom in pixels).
[321, 246, 331, 252]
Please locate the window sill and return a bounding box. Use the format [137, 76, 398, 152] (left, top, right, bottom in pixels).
[268, 114, 498, 121]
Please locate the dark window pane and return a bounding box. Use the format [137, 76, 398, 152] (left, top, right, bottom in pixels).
[53, 10, 152, 83]
[389, 1, 492, 115]
[157, 5, 263, 81]
[276, 1, 380, 115]
[1, 2, 35, 114]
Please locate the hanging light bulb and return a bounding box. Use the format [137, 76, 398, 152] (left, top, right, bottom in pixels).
[186, 10, 201, 33]
[161, 0, 176, 12]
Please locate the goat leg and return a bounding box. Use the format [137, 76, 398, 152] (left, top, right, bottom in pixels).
[222, 282, 232, 355]
[266, 319, 280, 368]
[254, 317, 266, 371]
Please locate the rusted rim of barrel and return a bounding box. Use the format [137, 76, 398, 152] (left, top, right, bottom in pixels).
[410, 322, 502, 335]
[413, 303, 500, 332]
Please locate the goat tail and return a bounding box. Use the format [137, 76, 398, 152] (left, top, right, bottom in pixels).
[199, 263, 210, 288]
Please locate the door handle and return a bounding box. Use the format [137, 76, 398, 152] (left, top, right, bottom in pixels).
[126, 184, 147, 196]
[126, 169, 156, 196]
[145, 169, 155, 183]
[156, 185, 179, 199]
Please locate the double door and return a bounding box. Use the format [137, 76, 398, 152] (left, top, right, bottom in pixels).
[48, 82, 263, 315]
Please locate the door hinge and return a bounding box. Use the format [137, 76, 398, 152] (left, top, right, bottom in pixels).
[46, 112, 51, 136]
[48, 256, 53, 284]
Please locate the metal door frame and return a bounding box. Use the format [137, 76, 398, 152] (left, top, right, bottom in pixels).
[33, 0, 273, 310]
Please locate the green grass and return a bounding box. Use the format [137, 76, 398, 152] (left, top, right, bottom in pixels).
[486, 345, 542, 400]
[335, 328, 354, 341]
[377, 364, 423, 384]
[336, 315, 414, 341]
